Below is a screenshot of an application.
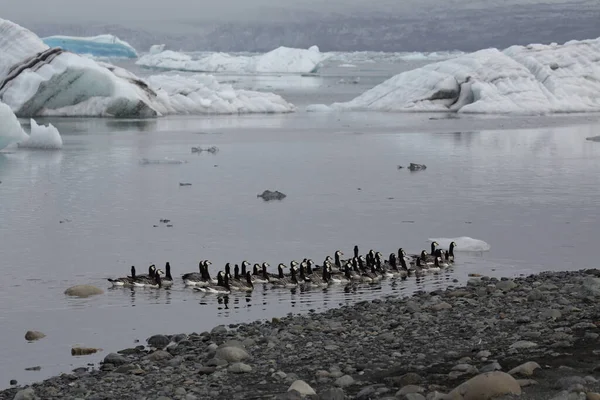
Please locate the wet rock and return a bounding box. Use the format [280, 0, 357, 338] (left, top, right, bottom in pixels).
[71, 347, 101, 356]
[319, 388, 346, 400]
[215, 346, 249, 362]
[228, 362, 252, 373]
[24, 331, 46, 341]
[211, 325, 227, 335]
[276, 390, 302, 400]
[287, 380, 316, 396]
[24, 366, 41, 371]
[509, 340, 537, 350]
[587, 393, 600, 400]
[197, 366, 216, 375]
[64, 285, 104, 298]
[147, 334, 171, 348]
[103, 353, 128, 365]
[517, 379, 538, 387]
[508, 361, 541, 377]
[446, 371, 521, 399]
[257, 190, 287, 201]
[13, 388, 38, 400]
[553, 376, 587, 390]
[9, 380, 17, 385]
[407, 163, 427, 171]
[396, 385, 425, 395]
[335, 375, 355, 387]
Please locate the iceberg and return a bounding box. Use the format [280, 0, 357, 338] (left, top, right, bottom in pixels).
[0, 19, 295, 117]
[328, 38, 600, 114]
[0, 101, 28, 150]
[18, 119, 63, 149]
[428, 237, 491, 252]
[42, 35, 138, 59]
[136, 45, 327, 74]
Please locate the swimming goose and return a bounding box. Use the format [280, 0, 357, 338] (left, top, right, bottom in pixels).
[435, 256, 449, 269]
[304, 261, 329, 287]
[194, 271, 231, 294]
[271, 265, 298, 288]
[161, 262, 174, 287]
[182, 261, 209, 286]
[136, 264, 157, 280]
[108, 266, 137, 287]
[134, 270, 163, 288]
[252, 263, 270, 284]
[334, 251, 345, 269]
[230, 271, 254, 292]
[328, 263, 352, 285]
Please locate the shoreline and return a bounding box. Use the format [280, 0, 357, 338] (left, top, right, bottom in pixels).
[4, 269, 600, 400]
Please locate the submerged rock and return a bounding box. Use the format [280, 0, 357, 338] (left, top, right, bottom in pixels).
[257, 190, 287, 201]
[407, 163, 427, 171]
[64, 285, 104, 298]
[71, 347, 101, 356]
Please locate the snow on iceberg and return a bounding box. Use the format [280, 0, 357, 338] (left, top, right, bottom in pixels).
[0, 101, 28, 150]
[330, 37, 600, 114]
[136, 45, 327, 74]
[0, 19, 294, 117]
[42, 35, 138, 59]
[18, 119, 63, 149]
[428, 237, 491, 252]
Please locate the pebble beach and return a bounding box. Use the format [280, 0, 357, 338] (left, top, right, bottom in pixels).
[4, 268, 600, 400]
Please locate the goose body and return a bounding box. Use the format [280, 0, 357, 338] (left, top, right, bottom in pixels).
[182, 261, 211, 286]
[134, 271, 163, 288]
[161, 262, 174, 287]
[270, 264, 298, 288]
[108, 266, 137, 287]
[252, 263, 270, 284]
[230, 271, 254, 292]
[194, 271, 231, 294]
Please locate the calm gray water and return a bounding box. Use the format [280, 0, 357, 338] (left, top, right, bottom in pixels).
[1, 58, 600, 388]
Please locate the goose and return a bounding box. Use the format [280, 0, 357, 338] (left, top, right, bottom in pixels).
[446, 242, 457, 262]
[399, 254, 415, 274]
[230, 271, 254, 292]
[161, 262, 174, 287]
[182, 261, 209, 286]
[435, 256, 449, 269]
[328, 263, 352, 285]
[304, 261, 329, 287]
[252, 263, 270, 284]
[194, 271, 231, 294]
[271, 265, 298, 288]
[134, 270, 163, 288]
[136, 264, 157, 280]
[333, 251, 345, 269]
[353, 245, 359, 259]
[108, 266, 137, 287]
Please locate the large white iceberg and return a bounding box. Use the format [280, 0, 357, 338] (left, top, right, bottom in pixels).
[0, 101, 28, 150]
[136, 45, 327, 74]
[329, 38, 600, 114]
[0, 19, 295, 118]
[42, 35, 138, 59]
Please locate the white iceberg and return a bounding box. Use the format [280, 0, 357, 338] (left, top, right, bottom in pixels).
[136, 45, 327, 74]
[18, 119, 63, 149]
[0, 19, 295, 117]
[0, 101, 28, 150]
[428, 237, 491, 252]
[42, 34, 138, 59]
[329, 37, 600, 114]
[147, 73, 294, 114]
[148, 44, 165, 55]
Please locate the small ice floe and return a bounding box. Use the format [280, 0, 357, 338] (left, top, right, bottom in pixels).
[191, 146, 219, 154]
[257, 190, 286, 201]
[586, 136, 600, 142]
[139, 158, 187, 165]
[17, 119, 63, 150]
[428, 237, 491, 252]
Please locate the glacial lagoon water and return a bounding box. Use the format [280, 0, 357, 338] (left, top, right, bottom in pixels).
[1, 59, 600, 388]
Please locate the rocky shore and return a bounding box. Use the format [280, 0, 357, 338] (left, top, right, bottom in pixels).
[5, 269, 600, 400]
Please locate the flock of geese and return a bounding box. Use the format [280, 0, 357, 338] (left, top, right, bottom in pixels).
[107, 241, 457, 294]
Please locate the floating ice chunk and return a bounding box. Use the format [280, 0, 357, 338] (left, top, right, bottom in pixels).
[305, 104, 333, 112]
[0, 101, 28, 150]
[137, 45, 328, 74]
[147, 74, 295, 114]
[428, 237, 491, 252]
[42, 34, 138, 58]
[330, 37, 600, 114]
[18, 119, 63, 149]
[149, 44, 165, 55]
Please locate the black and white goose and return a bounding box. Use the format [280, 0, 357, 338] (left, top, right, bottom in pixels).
[230, 271, 254, 292]
[182, 261, 210, 286]
[108, 266, 137, 287]
[161, 262, 174, 287]
[134, 270, 163, 288]
[270, 264, 298, 288]
[252, 263, 270, 284]
[445, 242, 457, 263]
[194, 271, 231, 294]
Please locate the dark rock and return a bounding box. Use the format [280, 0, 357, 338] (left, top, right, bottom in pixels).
[103, 353, 128, 365]
[257, 190, 287, 201]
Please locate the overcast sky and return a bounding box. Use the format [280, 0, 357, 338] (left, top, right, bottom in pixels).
[3, 0, 595, 27]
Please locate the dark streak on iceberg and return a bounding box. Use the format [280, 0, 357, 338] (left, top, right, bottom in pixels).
[0, 48, 64, 93]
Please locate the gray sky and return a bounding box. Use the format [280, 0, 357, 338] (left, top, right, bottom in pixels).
[3, 0, 595, 27]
